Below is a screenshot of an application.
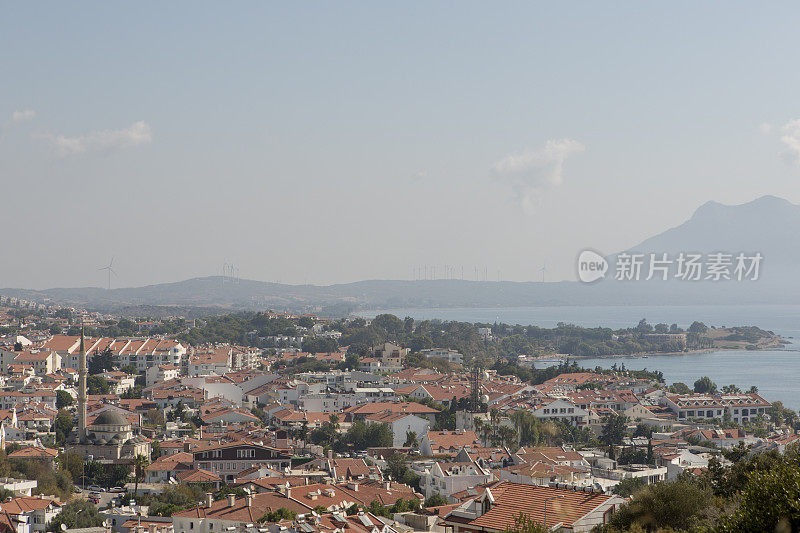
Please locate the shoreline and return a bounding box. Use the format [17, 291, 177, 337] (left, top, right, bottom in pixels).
[537, 335, 792, 361]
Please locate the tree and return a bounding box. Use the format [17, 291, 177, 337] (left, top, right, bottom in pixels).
[600, 414, 627, 446]
[383, 453, 421, 491]
[56, 390, 74, 409]
[716, 450, 800, 532]
[611, 477, 647, 497]
[424, 493, 448, 508]
[341, 351, 360, 370]
[88, 347, 114, 374]
[48, 500, 104, 531]
[87, 375, 110, 395]
[693, 376, 717, 394]
[151, 440, 162, 461]
[722, 384, 742, 394]
[260, 507, 298, 523]
[54, 409, 74, 446]
[145, 408, 165, 428]
[404, 430, 418, 448]
[671, 382, 692, 394]
[606, 480, 713, 531]
[497, 426, 518, 449]
[372, 314, 405, 336]
[689, 321, 709, 333]
[133, 454, 149, 495]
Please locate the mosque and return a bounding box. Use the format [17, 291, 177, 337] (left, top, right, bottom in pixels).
[65, 330, 151, 461]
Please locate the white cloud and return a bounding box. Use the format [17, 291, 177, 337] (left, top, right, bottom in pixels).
[1, 109, 37, 141]
[10, 110, 36, 124]
[780, 119, 800, 166]
[492, 138, 585, 214]
[42, 120, 152, 156]
[759, 122, 772, 134]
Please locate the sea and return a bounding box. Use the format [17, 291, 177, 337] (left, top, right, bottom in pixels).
[357, 305, 800, 409]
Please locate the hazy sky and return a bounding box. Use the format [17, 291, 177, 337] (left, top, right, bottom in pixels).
[3, 2, 800, 289]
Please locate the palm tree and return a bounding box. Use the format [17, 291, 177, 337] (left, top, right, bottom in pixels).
[474, 417, 486, 445]
[489, 408, 501, 443]
[133, 454, 149, 495]
[497, 426, 517, 450]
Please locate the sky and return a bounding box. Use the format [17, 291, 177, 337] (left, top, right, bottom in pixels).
[2, 2, 800, 289]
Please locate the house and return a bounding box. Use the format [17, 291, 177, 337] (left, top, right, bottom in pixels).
[99, 371, 136, 395]
[364, 411, 430, 448]
[418, 460, 493, 500]
[7, 445, 59, 469]
[531, 399, 590, 427]
[188, 349, 232, 377]
[419, 349, 464, 365]
[145, 452, 195, 483]
[371, 343, 408, 373]
[661, 393, 770, 424]
[359, 358, 383, 373]
[440, 481, 624, 533]
[191, 441, 292, 482]
[1, 496, 62, 532]
[10, 352, 61, 376]
[200, 406, 260, 426]
[345, 402, 439, 423]
[420, 430, 480, 456]
[172, 491, 311, 533]
[146, 365, 180, 387]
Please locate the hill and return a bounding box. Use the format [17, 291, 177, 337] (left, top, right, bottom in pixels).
[2, 195, 799, 315]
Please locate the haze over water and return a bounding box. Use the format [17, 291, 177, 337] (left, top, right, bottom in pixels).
[360, 304, 800, 409]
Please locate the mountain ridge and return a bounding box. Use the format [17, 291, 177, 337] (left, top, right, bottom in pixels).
[4, 195, 799, 315]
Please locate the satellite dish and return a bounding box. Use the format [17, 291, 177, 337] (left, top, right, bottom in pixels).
[61, 524, 67, 532]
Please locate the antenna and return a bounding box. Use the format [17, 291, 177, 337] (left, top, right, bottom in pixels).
[98, 257, 116, 290]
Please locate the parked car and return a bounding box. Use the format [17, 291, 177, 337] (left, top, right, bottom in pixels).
[110, 487, 125, 493]
[88, 497, 100, 504]
[87, 485, 103, 492]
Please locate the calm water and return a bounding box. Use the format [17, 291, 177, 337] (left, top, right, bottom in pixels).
[359, 305, 800, 409]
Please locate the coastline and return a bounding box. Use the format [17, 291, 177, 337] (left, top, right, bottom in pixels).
[537, 333, 790, 361]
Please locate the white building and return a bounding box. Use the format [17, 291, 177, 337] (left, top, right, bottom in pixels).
[531, 399, 590, 427]
[419, 349, 463, 365]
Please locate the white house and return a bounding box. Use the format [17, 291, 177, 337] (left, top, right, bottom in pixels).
[531, 399, 590, 426]
[364, 412, 431, 448]
[418, 460, 493, 499]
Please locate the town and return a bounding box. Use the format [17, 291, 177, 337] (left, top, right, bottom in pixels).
[0, 298, 791, 532]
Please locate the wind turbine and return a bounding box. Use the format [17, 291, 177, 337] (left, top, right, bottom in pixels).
[539, 262, 548, 282]
[99, 257, 116, 290]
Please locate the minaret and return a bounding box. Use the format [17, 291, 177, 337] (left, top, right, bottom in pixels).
[78, 325, 87, 441]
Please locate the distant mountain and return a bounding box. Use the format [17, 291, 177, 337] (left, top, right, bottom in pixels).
[621, 195, 800, 278]
[3, 196, 799, 316]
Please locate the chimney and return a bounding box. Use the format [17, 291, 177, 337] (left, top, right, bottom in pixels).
[246, 494, 253, 507]
[327, 449, 333, 459]
[205, 492, 213, 508]
[227, 494, 236, 507]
